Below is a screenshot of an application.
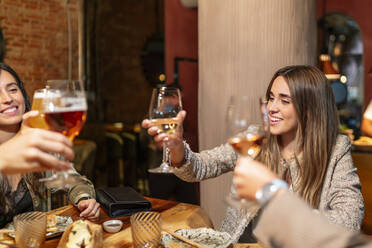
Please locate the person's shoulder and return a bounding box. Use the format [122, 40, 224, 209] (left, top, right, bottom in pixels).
[335, 134, 351, 147]
[329, 134, 351, 162]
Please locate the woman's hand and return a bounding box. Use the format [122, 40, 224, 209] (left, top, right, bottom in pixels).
[77, 199, 100, 221]
[20, 110, 40, 130]
[233, 157, 278, 201]
[142, 110, 187, 166]
[0, 128, 74, 175]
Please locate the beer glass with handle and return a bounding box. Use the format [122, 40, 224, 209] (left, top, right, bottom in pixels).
[148, 86, 182, 173]
[225, 95, 269, 209]
[38, 80, 87, 189]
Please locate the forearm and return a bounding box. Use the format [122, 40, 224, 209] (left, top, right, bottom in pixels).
[255, 192, 364, 248]
[172, 142, 237, 182]
[67, 172, 95, 205]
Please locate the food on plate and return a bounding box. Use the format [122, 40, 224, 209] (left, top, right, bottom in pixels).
[57, 220, 103, 248]
[354, 136, 372, 145]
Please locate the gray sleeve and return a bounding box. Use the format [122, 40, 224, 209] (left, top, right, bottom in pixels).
[321, 136, 364, 231]
[255, 192, 369, 248]
[172, 142, 238, 182]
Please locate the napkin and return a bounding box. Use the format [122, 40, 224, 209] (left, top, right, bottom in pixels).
[96, 187, 152, 217]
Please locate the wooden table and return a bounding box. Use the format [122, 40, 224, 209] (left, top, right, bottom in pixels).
[0, 197, 263, 248]
[0, 197, 213, 248]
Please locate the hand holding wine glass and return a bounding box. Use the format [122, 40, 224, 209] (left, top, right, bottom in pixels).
[145, 86, 183, 173]
[142, 110, 186, 165]
[225, 95, 269, 208]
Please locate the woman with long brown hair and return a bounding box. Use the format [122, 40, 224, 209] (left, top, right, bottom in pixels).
[258, 65, 340, 209]
[142, 65, 364, 242]
[0, 63, 100, 228]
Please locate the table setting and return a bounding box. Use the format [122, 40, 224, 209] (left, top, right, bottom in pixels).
[0, 196, 262, 248]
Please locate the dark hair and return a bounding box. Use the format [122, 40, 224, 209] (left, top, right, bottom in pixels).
[0, 63, 31, 111]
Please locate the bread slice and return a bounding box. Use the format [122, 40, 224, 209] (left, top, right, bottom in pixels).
[57, 220, 103, 248]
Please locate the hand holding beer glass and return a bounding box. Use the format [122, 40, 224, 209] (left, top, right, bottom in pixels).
[30, 80, 87, 189]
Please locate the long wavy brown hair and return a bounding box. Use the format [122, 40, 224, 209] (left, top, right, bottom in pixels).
[257, 65, 339, 208]
[0, 63, 43, 216]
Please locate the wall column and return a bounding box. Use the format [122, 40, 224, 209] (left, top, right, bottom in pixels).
[198, 0, 317, 227]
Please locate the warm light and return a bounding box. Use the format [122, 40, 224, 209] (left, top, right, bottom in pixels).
[159, 74, 166, 82]
[340, 75, 347, 84]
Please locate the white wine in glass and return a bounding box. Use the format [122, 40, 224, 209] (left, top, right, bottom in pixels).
[225, 96, 269, 209]
[148, 86, 182, 174]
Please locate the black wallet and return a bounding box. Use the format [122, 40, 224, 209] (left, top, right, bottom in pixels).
[96, 186, 152, 217]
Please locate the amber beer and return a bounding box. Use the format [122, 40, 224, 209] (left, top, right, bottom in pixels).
[28, 89, 50, 130]
[44, 97, 87, 141]
[45, 108, 87, 141]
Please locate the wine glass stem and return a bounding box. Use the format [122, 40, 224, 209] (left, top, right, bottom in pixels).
[162, 143, 170, 166]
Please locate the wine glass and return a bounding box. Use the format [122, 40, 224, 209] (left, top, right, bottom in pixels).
[225, 95, 269, 209]
[148, 86, 182, 174]
[37, 80, 87, 189]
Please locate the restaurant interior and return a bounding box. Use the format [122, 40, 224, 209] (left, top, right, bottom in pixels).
[1, 0, 372, 240]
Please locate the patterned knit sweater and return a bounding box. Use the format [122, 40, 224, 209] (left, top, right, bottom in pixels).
[172, 134, 364, 242]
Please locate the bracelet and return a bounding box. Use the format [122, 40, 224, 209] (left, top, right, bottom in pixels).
[255, 179, 288, 207]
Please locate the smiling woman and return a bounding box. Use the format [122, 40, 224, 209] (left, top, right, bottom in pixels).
[0, 69, 26, 134]
[0, 63, 98, 229]
[142, 65, 364, 243]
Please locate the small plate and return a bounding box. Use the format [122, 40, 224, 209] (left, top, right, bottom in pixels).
[6, 215, 73, 239]
[102, 220, 123, 233]
[162, 228, 232, 248]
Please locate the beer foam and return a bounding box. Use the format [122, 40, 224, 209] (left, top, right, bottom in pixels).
[34, 90, 61, 98]
[45, 106, 87, 113]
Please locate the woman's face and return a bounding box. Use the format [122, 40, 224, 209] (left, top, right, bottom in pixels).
[0, 69, 25, 128]
[268, 76, 298, 141]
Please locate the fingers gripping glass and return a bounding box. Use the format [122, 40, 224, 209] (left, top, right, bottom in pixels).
[31, 80, 87, 189]
[148, 87, 182, 174]
[226, 96, 269, 209]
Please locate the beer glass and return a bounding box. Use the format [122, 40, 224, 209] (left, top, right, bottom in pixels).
[38, 80, 87, 189]
[148, 86, 182, 173]
[28, 88, 50, 130]
[14, 211, 47, 248]
[130, 211, 162, 248]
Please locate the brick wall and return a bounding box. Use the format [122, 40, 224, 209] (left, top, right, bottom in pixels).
[0, 0, 79, 98]
[0, 0, 164, 125]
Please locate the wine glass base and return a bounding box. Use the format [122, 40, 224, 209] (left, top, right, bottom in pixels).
[40, 172, 83, 189]
[148, 163, 173, 174]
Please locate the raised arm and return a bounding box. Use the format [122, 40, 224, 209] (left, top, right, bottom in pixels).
[233, 157, 371, 248]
